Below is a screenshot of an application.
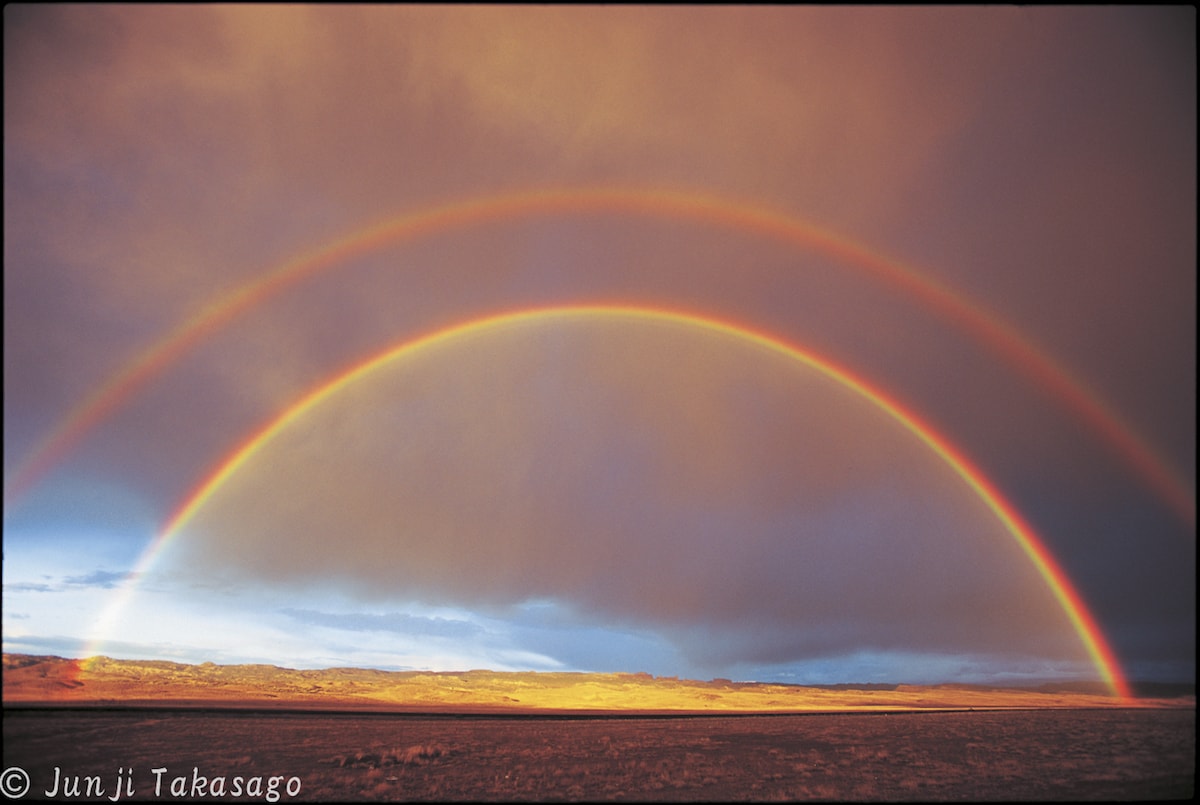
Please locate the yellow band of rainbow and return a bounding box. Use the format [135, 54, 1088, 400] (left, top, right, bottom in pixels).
[87, 303, 1132, 698]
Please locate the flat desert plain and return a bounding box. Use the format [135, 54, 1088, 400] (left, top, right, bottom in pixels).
[3, 655, 1194, 801]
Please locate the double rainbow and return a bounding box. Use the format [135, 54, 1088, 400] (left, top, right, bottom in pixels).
[6, 186, 1192, 530]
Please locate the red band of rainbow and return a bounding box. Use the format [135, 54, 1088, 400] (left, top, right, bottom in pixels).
[7, 187, 1191, 530]
[85, 304, 1132, 699]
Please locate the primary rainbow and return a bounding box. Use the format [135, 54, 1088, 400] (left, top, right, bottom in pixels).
[85, 304, 1132, 698]
[6, 186, 1192, 529]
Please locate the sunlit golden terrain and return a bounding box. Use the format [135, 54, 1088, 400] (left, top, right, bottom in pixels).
[3, 654, 1189, 713]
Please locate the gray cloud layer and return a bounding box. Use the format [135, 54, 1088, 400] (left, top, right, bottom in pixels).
[174, 320, 1088, 670]
[5, 6, 1194, 681]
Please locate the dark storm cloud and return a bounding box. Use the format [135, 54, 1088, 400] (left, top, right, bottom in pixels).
[172, 320, 1095, 672]
[4, 5, 1193, 682]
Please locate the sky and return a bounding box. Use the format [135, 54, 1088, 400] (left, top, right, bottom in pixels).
[3, 5, 1195, 690]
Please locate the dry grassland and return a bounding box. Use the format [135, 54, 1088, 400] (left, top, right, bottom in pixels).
[3, 707, 1193, 801]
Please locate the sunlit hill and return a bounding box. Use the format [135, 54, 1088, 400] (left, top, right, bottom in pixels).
[2, 655, 1189, 713]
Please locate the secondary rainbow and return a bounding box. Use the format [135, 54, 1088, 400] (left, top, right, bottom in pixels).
[7, 186, 1191, 529]
[85, 304, 1133, 698]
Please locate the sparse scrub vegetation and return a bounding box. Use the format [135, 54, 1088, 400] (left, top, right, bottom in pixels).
[324, 743, 452, 769]
[3, 708, 1193, 801]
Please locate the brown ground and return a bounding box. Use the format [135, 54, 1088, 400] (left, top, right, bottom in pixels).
[3, 707, 1193, 801]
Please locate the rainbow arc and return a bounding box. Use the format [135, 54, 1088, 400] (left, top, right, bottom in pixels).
[6, 186, 1192, 529]
[84, 304, 1133, 699]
